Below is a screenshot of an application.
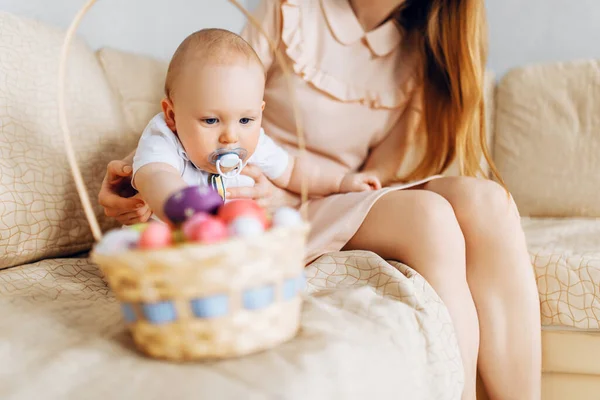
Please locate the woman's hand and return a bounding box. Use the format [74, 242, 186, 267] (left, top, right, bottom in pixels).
[227, 165, 301, 211]
[98, 160, 152, 225]
[339, 172, 382, 193]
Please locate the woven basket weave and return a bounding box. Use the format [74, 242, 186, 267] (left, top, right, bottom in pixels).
[59, 0, 309, 361]
[92, 225, 308, 360]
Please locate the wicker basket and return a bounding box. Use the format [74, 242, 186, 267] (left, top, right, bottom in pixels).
[92, 224, 308, 361]
[59, 0, 310, 361]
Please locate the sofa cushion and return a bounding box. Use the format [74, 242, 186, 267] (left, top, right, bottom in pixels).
[0, 12, 138, 269]
[494, 60, 600, 217]
[523, 217, 600, 330]
[0, 252, 463, 399]
[97, 48, 167, 134]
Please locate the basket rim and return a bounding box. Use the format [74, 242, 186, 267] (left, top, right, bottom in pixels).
[91, 222, 310, 259]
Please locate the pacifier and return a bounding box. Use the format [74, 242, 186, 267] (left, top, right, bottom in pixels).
[208, 148, 248, 179]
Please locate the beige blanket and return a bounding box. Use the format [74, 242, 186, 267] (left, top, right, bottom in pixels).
[0, 251, 463, 400]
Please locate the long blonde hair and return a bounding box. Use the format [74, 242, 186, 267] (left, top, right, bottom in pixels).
[395, 0, 503, 184]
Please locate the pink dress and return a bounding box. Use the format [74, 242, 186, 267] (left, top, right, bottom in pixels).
[242, 0, 439, 263]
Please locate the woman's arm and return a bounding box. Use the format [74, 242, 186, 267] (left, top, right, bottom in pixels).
[273, 155, 381, 195]
[361, 88, 424, 187]
[271, 155, 344, 195]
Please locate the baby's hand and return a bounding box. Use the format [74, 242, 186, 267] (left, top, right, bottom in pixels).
[339, 172, 382, 193]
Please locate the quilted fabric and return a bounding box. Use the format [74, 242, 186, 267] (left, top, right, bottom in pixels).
[0, 12, 138, 269]
[523, 217, 600, 329]
[494, 60, 600, 217]
[0, 252, 463, 400]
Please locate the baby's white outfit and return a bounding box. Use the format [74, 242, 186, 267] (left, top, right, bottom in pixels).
[132, 113, 290, 196]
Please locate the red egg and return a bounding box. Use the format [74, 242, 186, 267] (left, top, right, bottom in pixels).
[217, 199, 267, 228]
[181, 212, 210, 240]
[138, 222, 173, 249]
[190, 217, 228, 244]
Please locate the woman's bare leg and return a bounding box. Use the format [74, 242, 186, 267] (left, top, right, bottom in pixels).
[345, 190, 479, 400]
[424, 177, 542, 400]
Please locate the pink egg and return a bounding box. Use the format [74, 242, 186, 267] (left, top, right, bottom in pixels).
[138, 222, 173, 249]
[181, 212, 210, 240]
[218, 199, 267, 228]
[190, 217, 228, 244]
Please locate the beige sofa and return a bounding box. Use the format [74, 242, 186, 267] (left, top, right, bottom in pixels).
[0, 11, 598, 400]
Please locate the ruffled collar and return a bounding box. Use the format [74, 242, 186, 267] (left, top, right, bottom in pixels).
[321, 0, 402, 57]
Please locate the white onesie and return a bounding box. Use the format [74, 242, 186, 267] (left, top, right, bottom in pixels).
[132, 113, 290, 199]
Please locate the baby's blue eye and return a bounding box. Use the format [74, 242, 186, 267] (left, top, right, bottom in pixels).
[239, 118, 252, 125]
[204, 118, 218, 125]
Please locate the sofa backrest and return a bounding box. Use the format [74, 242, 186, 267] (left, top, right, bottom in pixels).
[0, 12, 139, 269]
[97, 48, 167, 134]
[493, 60, 600, 217]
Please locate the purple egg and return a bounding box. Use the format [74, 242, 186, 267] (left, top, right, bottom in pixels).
[163, 185, 224, 223]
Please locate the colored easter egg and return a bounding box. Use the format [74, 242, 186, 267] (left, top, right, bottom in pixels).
[181, 212, 210, 240]
[190, 217, 228, 244]
[128, 223, 149, 233]
[138, 222, 173, 249]
[163, 185, 223, 224]
[218, 199, 267, 228]
[272, 207, 303, 228]
[94, 229, 141, 255]
[228, 216, 265, 238]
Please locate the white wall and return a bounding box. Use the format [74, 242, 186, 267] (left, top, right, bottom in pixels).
[486, 0, 600, 76]
[1, 0, 600, 77]
[0, 0, 251, 62]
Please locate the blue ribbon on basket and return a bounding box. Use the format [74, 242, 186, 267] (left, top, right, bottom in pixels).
[119, 272, 306, 325]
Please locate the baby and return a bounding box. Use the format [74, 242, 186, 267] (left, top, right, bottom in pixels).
[132, 28, 381, 223]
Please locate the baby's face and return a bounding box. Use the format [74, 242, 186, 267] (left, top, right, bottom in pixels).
[167, 63, 265, 174]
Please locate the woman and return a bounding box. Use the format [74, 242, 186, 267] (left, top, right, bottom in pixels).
[99, 0, 541, 398]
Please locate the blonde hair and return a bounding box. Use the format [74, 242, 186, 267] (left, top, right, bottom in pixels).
[394, 0, 504, 185]
[165, 28, 265, 99]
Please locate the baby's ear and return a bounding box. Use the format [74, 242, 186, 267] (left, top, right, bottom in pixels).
[261, 101, 266, 111]
[161, 97, 177, 131]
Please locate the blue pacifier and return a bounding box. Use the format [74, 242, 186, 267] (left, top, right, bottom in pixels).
[208, 148, 247, 179]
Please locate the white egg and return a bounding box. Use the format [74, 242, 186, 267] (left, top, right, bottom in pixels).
[94, 229, 140, 255]
[228, 216, 264, 237]
[272, 207, 303, 228]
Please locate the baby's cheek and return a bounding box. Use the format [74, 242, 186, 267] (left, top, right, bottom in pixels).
[184, 135, 216, 164]
[243, 130, 261, 153]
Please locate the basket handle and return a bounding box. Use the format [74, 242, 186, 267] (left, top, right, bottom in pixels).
[58, 0, 308, 243]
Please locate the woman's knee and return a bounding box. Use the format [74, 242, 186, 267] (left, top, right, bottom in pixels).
[378, 190, 466, 267]
[429, 177, 521, 233]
